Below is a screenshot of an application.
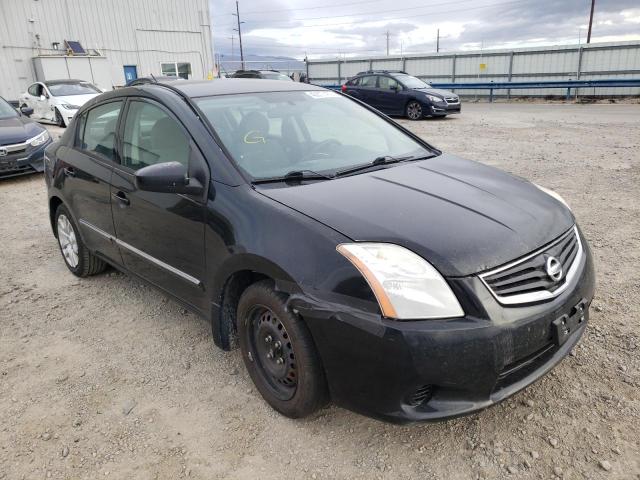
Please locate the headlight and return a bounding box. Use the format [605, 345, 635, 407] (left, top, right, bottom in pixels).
[533, 183, 571, 210]
[28, 130, 50, 147]
[426, 94, 443, 103]
[60, 104, 80, 110]
[336, 243, 464, 320]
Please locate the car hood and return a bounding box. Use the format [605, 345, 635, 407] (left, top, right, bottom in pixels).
[0, 115, 44, 144]
[413, 87, 457, 98]
[53, 94, 99, 107]
[258, 154, 575, 277]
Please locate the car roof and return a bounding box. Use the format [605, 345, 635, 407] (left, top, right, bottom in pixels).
[145, 78, 324, 98]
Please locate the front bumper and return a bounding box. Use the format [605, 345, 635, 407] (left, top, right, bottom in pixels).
[428, 101, 461, 115]
[0, 138, 52, 179]
[292, 233, 595, 423]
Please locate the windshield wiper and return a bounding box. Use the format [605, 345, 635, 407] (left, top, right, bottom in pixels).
[334, 154, 432, 177]
[252, 169, 335, 184]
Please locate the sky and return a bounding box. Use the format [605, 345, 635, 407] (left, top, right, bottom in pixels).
[210, 0, 640, 59]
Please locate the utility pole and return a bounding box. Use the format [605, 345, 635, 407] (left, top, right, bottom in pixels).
[436, 29, 440, 53]
[586, 0, 595, 43]
[233, 1, 245, 70]
[386, 30, 390, 56]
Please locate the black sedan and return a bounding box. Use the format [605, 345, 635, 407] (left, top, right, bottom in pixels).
[342, 70, 461, 120]
[0, 96, 52, 179]
[44, 79, 594, 423]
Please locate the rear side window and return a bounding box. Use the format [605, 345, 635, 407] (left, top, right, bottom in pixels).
[122, 101, 190, 171]
[360, 76, 377, 87]
[347, 77, 361, 86]
[79, 101, 122, 162]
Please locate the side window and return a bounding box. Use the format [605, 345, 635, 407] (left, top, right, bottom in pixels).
[28, 84, 38, 96]
[348, 77, 361, 86]
[378, 76, 399, 90]
[80, 101, 122, 161]
[360, 76, 377, 87]
[122, 101, 190, 171]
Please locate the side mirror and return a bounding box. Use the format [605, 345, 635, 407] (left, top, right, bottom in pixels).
[39, 95, 47, 101]
[20, 106, 34, 116]
[135, 161, 203, 195]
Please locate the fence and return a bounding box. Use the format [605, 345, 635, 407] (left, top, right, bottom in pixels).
[306, 40, 640, 97]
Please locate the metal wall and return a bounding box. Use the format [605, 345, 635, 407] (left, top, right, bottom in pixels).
[307, 41, 640, 97]
[0, 0, 214, 99]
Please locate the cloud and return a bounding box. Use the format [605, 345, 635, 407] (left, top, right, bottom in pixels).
[210, 0, 640, 59]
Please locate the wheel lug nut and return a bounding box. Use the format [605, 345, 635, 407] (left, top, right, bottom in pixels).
[266, 350, 273, 359]
[264, 335, 272, 343]
[274, 341, 282, 349]
[276, 357, 284, 365]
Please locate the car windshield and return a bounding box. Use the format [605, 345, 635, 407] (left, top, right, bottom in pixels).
[261, 72, 293, 81]
[47, 82, 101, 96]
[195, 90, 433, 180]
[394, 74, 431, 89]
[0, 97, 18, 119]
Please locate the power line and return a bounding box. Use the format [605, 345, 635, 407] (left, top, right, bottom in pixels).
[214, 0, 533, 30]
[235, 0, 379, 16]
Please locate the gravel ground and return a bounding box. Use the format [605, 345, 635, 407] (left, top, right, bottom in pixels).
[1, 103, 639, 480]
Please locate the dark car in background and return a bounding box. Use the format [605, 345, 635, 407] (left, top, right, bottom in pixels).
[44, 79, 593, 423]
[0, 96, 52, 179]
[230, 70, 293, 81]
[342, 70, 461, 120]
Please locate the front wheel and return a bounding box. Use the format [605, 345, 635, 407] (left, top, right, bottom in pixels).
[55, 205, 106, 277]
[238, 280, 328, 418]
[405, 101, 423, 120]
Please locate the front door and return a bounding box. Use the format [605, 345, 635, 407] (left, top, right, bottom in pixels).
[375, 76, 402, 115]
[110, 98, 208, 311]
[60, 100, 123, 262]
[123, 65, 138, 83]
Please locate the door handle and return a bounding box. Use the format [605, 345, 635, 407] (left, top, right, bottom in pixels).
[112, 191, 130, 206]
[63, 167, 76, 177]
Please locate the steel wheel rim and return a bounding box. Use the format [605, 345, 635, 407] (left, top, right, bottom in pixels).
[57, 214, 79, 268]
[408, 102, 422, 119]
[246, 305, 297, 401]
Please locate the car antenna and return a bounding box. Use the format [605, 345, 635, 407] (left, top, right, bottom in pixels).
[150, 73, 157, 83]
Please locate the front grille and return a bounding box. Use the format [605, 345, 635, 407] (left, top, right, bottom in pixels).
[479, 226, 583, 305]
[407, 384, 434, 407]
[445, 96, 459, 104]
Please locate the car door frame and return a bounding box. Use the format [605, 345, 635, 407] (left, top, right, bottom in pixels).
[109, 95, 211, 312]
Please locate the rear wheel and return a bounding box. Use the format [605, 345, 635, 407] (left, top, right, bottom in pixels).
[55, 108, 66, 128]
[55, 205, 106, 277]
[406, 101, 423, 120]
[238, 280, 328, 418]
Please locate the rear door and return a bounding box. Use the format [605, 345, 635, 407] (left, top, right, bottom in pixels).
[357, 75, 379, 107]
[110, 98, 209, 311]
[58, 100, 123, 263]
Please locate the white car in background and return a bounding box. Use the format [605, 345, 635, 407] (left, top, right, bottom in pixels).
[19, 80, 103, 128]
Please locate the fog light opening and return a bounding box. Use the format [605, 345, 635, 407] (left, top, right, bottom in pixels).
[407, 384, 434, 407]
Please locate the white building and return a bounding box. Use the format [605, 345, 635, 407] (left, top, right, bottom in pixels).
[0, 0, 214, 100]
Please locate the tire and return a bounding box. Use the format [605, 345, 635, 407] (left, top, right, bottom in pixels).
[405, 100, 423, 120]
[55, 108, 66, 128]
[55, 205, 106, 277]
[238, 280, 328, 418]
